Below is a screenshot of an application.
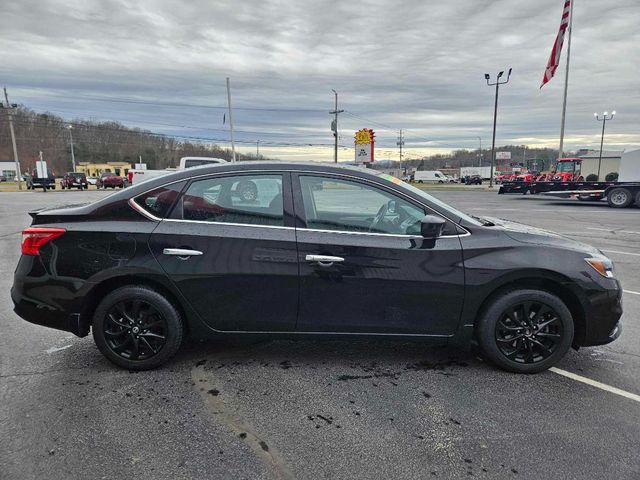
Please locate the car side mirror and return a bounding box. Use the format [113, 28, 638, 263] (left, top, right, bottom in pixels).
[420, 215, 446, 239]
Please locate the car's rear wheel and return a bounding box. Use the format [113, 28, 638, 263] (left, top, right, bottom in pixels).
[92, 286, 184, 370]
[477, 289, 573, 373]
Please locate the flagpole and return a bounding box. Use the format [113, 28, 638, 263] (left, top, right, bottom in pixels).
[558, 0, 574, 159]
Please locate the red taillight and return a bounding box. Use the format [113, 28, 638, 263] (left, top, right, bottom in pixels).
[21, 227, 66, 256]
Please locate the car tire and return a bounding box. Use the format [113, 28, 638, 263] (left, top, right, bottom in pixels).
[607, 187, 632, 208]
[92, 286, 184, 370]
[476, 289, 573, 373]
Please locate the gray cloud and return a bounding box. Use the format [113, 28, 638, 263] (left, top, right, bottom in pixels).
[2, 0, 639, 160]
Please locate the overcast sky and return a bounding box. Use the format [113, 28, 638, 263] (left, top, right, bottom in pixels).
[2, 0, 639, 161]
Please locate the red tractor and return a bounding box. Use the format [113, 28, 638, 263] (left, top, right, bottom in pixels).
[549, 158, 584, 182]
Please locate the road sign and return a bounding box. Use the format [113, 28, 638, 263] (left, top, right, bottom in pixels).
[496, 151, 511, 160]
[354, 129, 375, 163]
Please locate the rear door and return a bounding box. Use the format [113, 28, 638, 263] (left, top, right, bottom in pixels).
[293, 173, 465, 335]
[147, 171, 299, 332]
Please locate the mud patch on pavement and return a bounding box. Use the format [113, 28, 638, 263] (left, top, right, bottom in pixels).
[192, 366, 294, 480]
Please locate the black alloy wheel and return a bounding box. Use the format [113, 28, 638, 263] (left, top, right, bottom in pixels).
[103, 299, 167, 361]
[92, 286, 184, 370]
[477, 289, 573, 373]
[494, 301, 563, 365]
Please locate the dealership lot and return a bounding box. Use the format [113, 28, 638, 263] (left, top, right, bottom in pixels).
[1, 189, 638, 479]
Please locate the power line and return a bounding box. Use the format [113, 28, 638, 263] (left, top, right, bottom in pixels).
[18, 91, 327, 113]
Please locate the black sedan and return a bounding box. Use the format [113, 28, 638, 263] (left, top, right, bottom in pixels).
[12, 162, 622, 372]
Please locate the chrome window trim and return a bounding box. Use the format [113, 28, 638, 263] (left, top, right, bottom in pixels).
[297, 227, 469, 239]
[163, 218, 295, 231]
[129, 168, 471, 235]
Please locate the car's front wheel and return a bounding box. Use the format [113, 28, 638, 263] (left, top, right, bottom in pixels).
[92, 286, 184, 370]
[477, 289, 573, 373]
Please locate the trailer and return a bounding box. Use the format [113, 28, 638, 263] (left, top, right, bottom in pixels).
[503, 149, 640, 208]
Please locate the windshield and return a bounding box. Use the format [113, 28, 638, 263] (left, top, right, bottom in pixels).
[556, 161, 579, 172]
[375, 172, 483, 226]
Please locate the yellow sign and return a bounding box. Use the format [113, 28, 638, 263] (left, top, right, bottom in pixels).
[355, 129, 373, 145]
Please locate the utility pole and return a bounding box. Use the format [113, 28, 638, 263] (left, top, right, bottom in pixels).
[256, 140, 260, 159]
[226, 77, 236, 162]
[594, 111, 615, 180]
[397, 129, 405, 173]
[66, 125, 76, 171]
[484, 69, 512, 188]
[2, 87, 22, 189]
[330, 89, 344, 163]
[477, 136, 482, 167]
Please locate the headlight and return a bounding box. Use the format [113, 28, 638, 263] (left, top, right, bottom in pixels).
[585, 257, 614, 278]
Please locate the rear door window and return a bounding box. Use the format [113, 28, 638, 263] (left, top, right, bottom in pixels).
[181, 174, 284, 226]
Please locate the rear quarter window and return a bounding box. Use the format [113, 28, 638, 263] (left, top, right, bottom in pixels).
[133, 182, 185, 218]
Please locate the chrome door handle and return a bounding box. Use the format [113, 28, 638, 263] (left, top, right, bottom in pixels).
[305, 254, 344, 267]
[163, 248, 203, 258]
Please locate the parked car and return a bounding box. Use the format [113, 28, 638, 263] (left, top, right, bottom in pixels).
[12, 162, 622, 373]
[87, 177, 98, 186]
[464, 175, 483, 185]
[61, 172, 89, 190]
[26, 169, 56, 191]
[96, 172, 125, 189]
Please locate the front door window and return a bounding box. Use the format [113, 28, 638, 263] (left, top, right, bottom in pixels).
[298, 175, 425, 235]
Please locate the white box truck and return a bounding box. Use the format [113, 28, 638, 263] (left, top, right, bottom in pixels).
[460, 166, 493, 180]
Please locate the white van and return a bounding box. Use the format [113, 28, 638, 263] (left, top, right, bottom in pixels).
[413, 170, 448, 184]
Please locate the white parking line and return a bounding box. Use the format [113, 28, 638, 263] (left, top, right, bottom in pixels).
[550, 367, 640, 403]
[624, 290, 640, 296]
[601, 249, 640, 257]
[45, 345, 72, 354]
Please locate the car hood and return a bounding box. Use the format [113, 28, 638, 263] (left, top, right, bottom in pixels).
[484, 216, 601, 256]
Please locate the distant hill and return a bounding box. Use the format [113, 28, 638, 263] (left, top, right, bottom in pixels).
[0, 107, 258, 174]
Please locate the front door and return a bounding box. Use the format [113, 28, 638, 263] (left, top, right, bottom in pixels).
[148, 172, 299, 332]
[293, 173, 465, 336]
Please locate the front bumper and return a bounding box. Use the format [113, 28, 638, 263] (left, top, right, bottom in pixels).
[580, 285, 623, 346]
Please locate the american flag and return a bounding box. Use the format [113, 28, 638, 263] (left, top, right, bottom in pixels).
[541, 0, 572, 88]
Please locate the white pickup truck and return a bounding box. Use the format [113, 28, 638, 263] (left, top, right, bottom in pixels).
[128, 157, 227, 185]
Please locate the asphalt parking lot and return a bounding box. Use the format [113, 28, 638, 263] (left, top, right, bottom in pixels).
[1, 188, 638, 480]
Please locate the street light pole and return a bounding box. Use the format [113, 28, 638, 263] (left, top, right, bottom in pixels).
[477, 136, 482, 167]
[484, 69, 512, 188]
[594, 111, 615, 180]
[66, 125, 76, 171]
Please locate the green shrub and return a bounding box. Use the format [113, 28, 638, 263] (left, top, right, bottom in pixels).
[605, 172, 619, 181]
[586, 174, 598, 181]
